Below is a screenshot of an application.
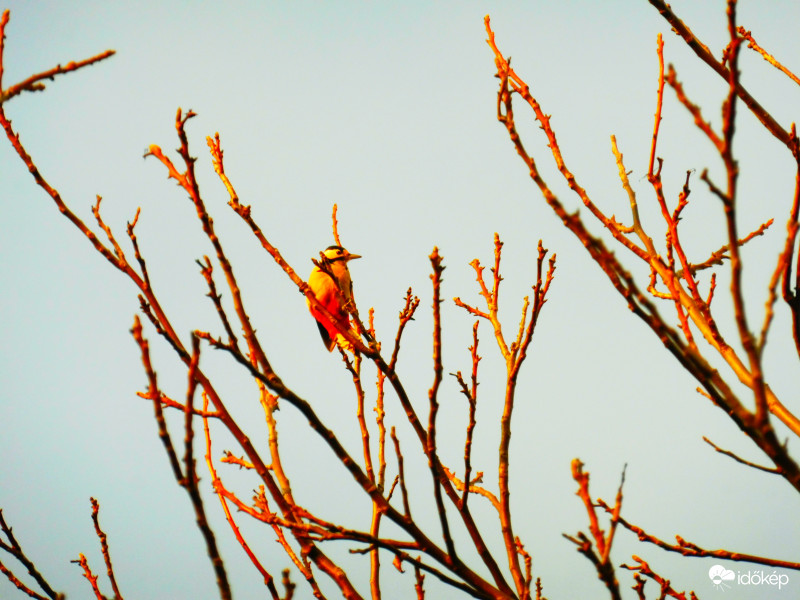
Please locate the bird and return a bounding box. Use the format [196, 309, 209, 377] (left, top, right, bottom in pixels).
[307, 245, 361, 351]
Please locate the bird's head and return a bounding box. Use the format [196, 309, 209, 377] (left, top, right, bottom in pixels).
[321, 245, 361, 264]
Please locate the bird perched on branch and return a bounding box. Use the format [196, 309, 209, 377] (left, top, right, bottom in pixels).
[307, 245, 361, 351]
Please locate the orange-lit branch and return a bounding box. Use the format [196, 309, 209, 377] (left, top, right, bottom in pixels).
[206, 132, 372, 357]
[0, 508, 61, 599]
[2, 12, 526, 597]
[427, 248, 457, 562]
[1, 74, 284, 526]
[647, 0, 795, 152]
[136, 389, 220, 418]
[454, 234, 554, 599]
[486, 12, 800, 479]
[89, 498, 123, 600]
[202, 395, 280, 598]
[332, 203, 342, 247]
[453, 320, 480, 511]
[340, 349, 383, 597]
[250, 488, 321, 596]
[600, 502, 800, 571]
[159, 123, 376, 598]
[132, 320, 232, 600]
[390, 288, 420, 371]
[414, 563, 426, 600]
[737, 27, 800, 87]
[621, 556, 697, 600]
[71, 554, 104, 600]
[209, 131, 517, 597]
[665, 65, 725, 153]
[228, 489, 490, 598]
[718, 2, 770, 429]
[486, 17, 649, 264]
[0, 560, 49, 600]
[205, 134, 512, 599]
[779, 126, 800, 357]
[443, 466, 499, 512]
[677, 219, 774, 278]
[563, 460, 623, 600]
[515, 538, 532, 595]
[0, 9, 114, 104]
[198, 256, 240, 349]
[648, 33, 665, 178]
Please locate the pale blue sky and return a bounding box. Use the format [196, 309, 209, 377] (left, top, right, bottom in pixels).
[2, 2, 799, 599]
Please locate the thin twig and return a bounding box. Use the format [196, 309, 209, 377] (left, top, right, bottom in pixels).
[202, 394, 280, 598]
[737, 27, 800, 87]
[71, 554, 106, 600]
[427, 248, 457, 561]
[0, 24, 114, 105]
[702, 436, 781, 474]
[89, 498, 123, 600]
[0, 509, 61, 599]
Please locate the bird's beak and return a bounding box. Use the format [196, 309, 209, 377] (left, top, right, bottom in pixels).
[346, 253, 362, 261]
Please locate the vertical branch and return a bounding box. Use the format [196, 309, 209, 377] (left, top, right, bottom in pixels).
[461, 321, 480, 511]
[257, 383, 294, 504]
[514, 538, 533, 598]
[427, 248, 456, 561]
[780, 129, 800, 357]
[414, 564, 425, 600]
[390, 289, 420, 371]
[0, 10, 8, 89]
[347, 353, 375, 483]
[368, 507, 382, 600]
[126, 208, 151, 292]
[342, 348, 383, 596]
[72, 554, 105, 600]
[370, 312, 389, 600]
[375, 371, 388, 489]
[500, 242, 554, 598]
[132, 320, 231, 600]
[390, 428, 412, 518]
[202, 393, 280, 599]
[89, 498, 123, 600]
[368, 510, 382, 600]
[643, 34, 706, 349]
[332, 204, 342, 247]
[564, 460, 622, 600]
[198, 256, 239, 349]
[182, 335, 232, 600]
[600, 467, 626, 565]
[342, 350, 380, 598]
[282, 569, 297, 600]
[372, 304, 387, 492]
[133, 316, 182, 482]
[718, 0, 769, 424]
[648, 33, 665, 178]
[455, 235, 554, 598]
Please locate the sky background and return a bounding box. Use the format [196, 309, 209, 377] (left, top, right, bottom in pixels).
[2, 1, 800, 599]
